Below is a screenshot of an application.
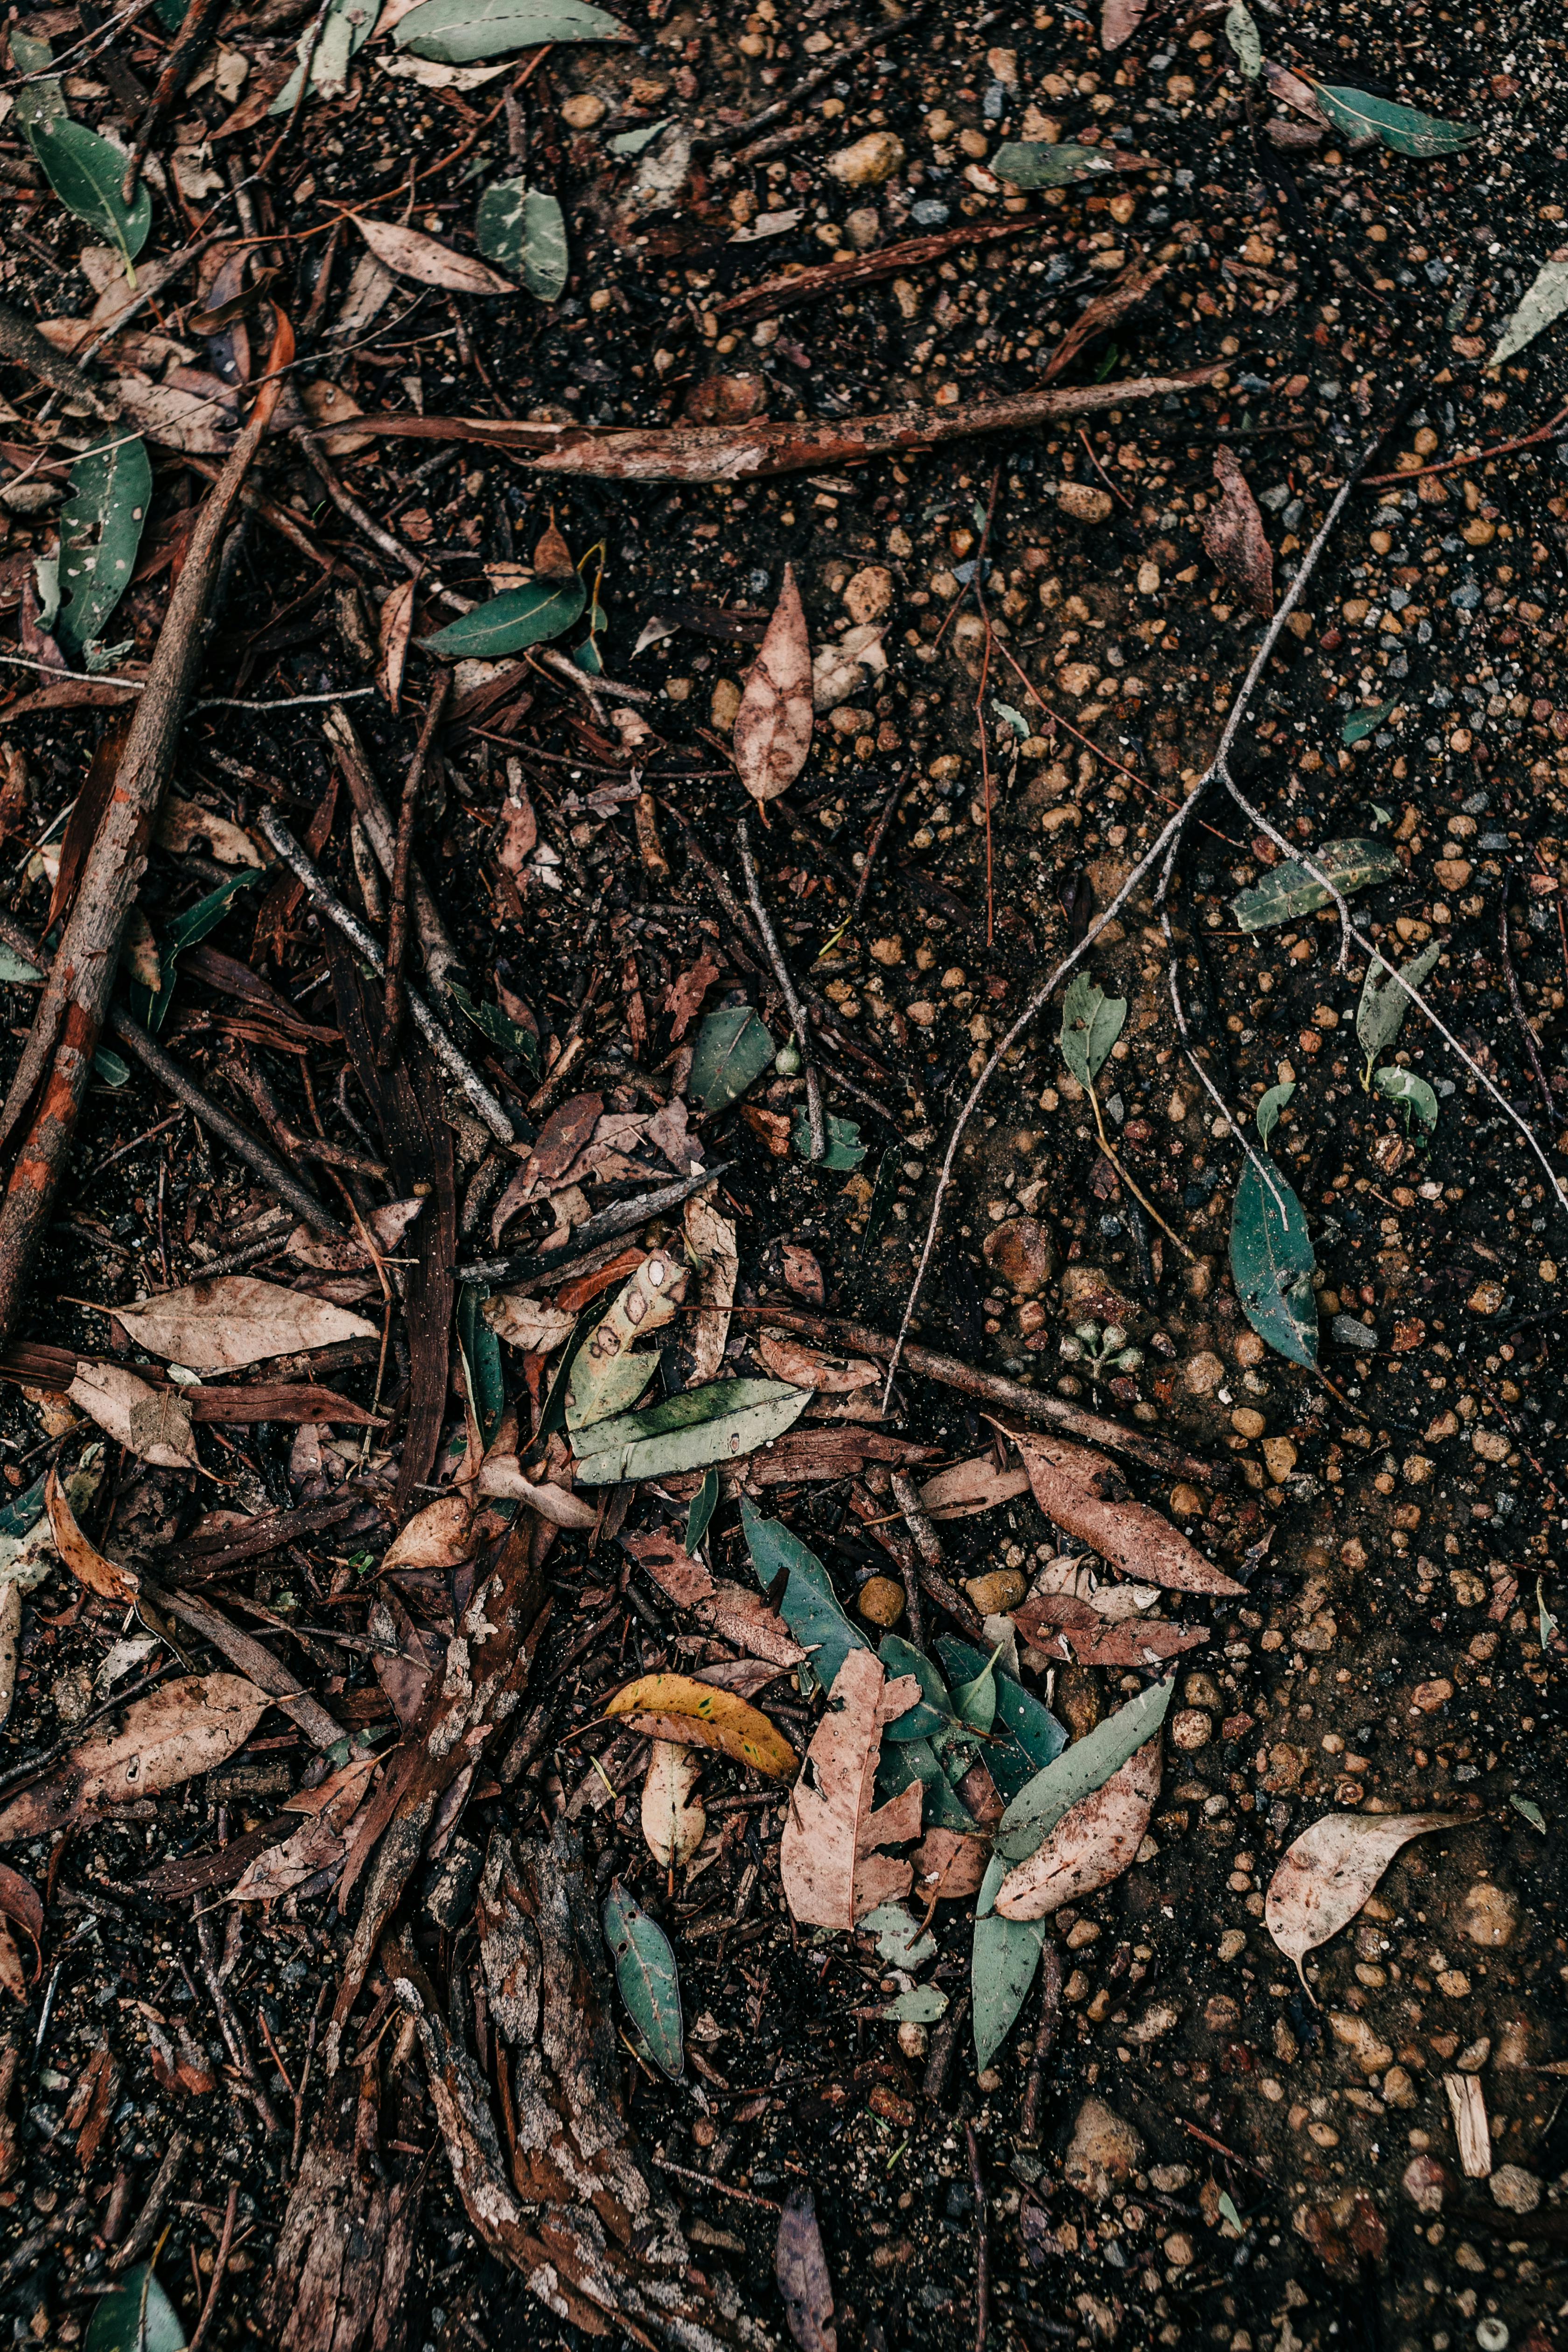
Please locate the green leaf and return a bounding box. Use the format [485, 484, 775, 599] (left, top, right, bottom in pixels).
[11, 31, 66, 136]
[991, 139, 1119, 188]
[92, 1045, 132, 1086]
[862, 1899, 937, 1972]
[1059, 972, 1126, 1087]
[1374, 1064, 1438, 1130]
[688, 1004, 774, 1112]
[28, 121, 152, 267]
[572, 1378, 809, 1485]
[936, 1637, 1065, 1802]
[1256, 1079, 1295, 1147]
[992, 699, 1029, 739]
[1310, 81, 1478, 159]
[1356, 939, 1441, 1068]
[1511, 1795, 1547, 1834]
[395, 0, 631, 65]
[743, 1499, 868, 1696]
[602, 1880, 683, 2080]
[457, 1284, 506, 1449]
[972, 1854, 1046, 2069]
[475, 177, 568, 301]
[950, 1645, 1001, 1737]
[55, 432, 151, 665]
[1217, 2190, 1246, 2234]
[450, 980, 538, 1066]
[269, 0, 381, 113]
[0, 945, 42, 984]
[1225, 0, 1261, 77]
[1491, 258, 1568, 369]
[994, 1678, 1174, 1867]
[878, 1633, 955, 1742]
[128, 870, 262, 1034]
[85, 2263, 189, 2352]
[792, 1107, 866, 1170]
[1230, 838, 1399, 931]
[608, 117, 671, 156]
[877, 1733, 975, 1829]
[881, 1983, 947, 2024]
[685, 1466, 719, 1555]
[1230, 1156, 1317, 1369]
[420, 572, 585, 659]
[1341, 697, 1396, 747]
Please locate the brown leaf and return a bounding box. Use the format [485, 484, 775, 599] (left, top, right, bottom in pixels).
[231, 1752, 378, 1904]
[0, 1922, 24, 2004]
[483, 1292, 577, 1354]
[916, 1455, 1032, 1520]
[521, 1092, 604, 1193]
[755, 1334, 878, 1394]
[0, 1674, 269, 1841]
[665, 948, 720, 1043]
[114, 1276, 378, 1372]
[380, 1492, 475, 1571]
[532, 510, 574, 579]
[66, 1359, 189, 1465]
[1012, 1431, 1244, 1595]
[779, 1649, 923, 1928]
[685, 1188, 737, 1385]
[741, 1103, 792, 1155]
[495, 778, 538, 875]
[1203, 447, 1274, 615]
[695, 1581, 809, 1668]
[777, 2184, 838, 2352]
[147, 2016, 217, 2097]
[354, 215, 518, 298]
[910, 1827, 990, 1902]
[621, 1526, 716, 1607]
[0, 1864, 42, 1981]
[378, 573, 418, 711]
[1012, 1597, 1211, 1667]
[683, 372, 769, 425]
[1100, 0, 1148, 47]
[301, 378, 376, 456]
[1265, 1812, 1463, 1989]
[734, 562, 812, 805]
[45, 1465, 140, 1603]
[994, 1736, 1162, 1920]
[781, 1244, 825, 1304]
[1040, 259, 1165, 386]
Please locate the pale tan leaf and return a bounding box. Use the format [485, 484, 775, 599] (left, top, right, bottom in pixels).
[1444, 2073, 1491, 2178]
[779, 1649, 923, 1929]
[155, 792, 264, 867]
[482, 1292, 577, 1354]
[0, 1673, 267, 1841]
[694, 1581, 808, 1668]
[378, 51, 512, 88]
[917, 1456, 1033, 1520]
[66, 1364, 199, 1470]
[470, 1457, 597, 1526]
[495, 776, 538, 875]
[108, 370, 239, 452]
[114, 1275, 378, 1372]
[45, 1464, 140, 1602]
[1265, 1812, 1463, 1988]
[640, 1741, 706, 1869]
[303, 377, 377, 456]
[354, 215, 518, 298]
[754, 1334, 877, 1394]
[1013, 1430, 1243, 1595]
[684, 1188, 737, 1385]
[377, 573, 418, 710]
[994, 1736, 1161, 1920]
[733, 561, 812, 805]
[334, 246, 398, 339]
[380, 1492, 475, 1570]
[122, 908, 161, 993]
[231, 1752, 378, 1903]
[1203, 447, 1274, 616]
[621, 1526, 715, 1607]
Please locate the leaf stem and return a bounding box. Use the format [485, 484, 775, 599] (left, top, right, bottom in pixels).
[1085, 1078, 1195, 1263]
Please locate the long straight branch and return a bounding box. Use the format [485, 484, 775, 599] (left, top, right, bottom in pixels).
[737, 818, 824, 1161]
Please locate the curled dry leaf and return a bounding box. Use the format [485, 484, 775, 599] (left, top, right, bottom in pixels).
[230, 1751, 379, 1903]
[755, 1334, 878, 1394]
[45, 1464, 139, 1603]
[564, 1248, 687, 1431]
[66, 1362, 199, 1470]
[113, 1275, 378, 1372]
[0, 1673, 267, 1841]
[354, 214, 518, 297]
[733, 561, 812, 805]
[470, 1457, 597, 1525]
[378, 573, 418, 709]
[779, 1648, 924, 1929]
[777, 2184, 838, 2352]
[640, 1741, 706, 1869]
[683, 1188, 737, 1385]
[1202, 447, 1274, 616]
[482, 1291, 577, 1353]
[781, 1244, 824, 1304]
[605, 1671, 796, 1777]
[379, 1491, 475, 1571]
[1013, 1430, 1243, 1596]
[994, 1736, 1161, 1920]
[1265, 1811, 1463, 1989]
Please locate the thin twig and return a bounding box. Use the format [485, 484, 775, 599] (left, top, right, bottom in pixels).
[700, 8, 923, 148]
[109, 2133, 189, 2271]
[381, 671, 452, 1062]
[966, 2121, 990, 2352]
[185, 2181, 238, 2352]
[122, 0, 225, 208]
[1360, 405, 1568, 487]
[253, 0, 331, 183]
[737, 819, 824, 1161]
[1499, 878, 1558, 1127]
[852, 773, 910, 916]
[1084, 1073, 1195, 1260]
[885, 1472, 929, 1649]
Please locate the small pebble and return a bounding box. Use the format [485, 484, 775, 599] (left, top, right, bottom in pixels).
[858, 1575, 905, 1628]
[965, 1568, 1027, 1613]
[1461, 1883, 1519, 1948]
[826, 131, 906, 187]
[1231, 1406, 1267, 1440]
[1262, 1435, 1298, 1482]
[1170, 1708, 1211, 1752]
[1056, 483, 1113, 525]
[1064, 2097, 1143, 2201]
[561, 92, 606, 127]
[1218, 1929, 1246, 1961]
[1489, 2165, 1541, 2215]
[844, 564, 895, 625]
[1183, 1351, 1225, 1396]
[1169, 1482, 1207, 1518]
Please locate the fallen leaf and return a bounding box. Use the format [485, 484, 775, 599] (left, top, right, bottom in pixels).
[640, 1741, 706, 1868]
[354, 214, 518, 297]
[911, 1827, 990, 1901]
[482, 1292, 577, 1353]
[994, 1737, 1161, 1919]
[777, 2184, 838, 2352]
[1100, 0, 1146, 48]
[302, 377, 377, 455]
[65, 1361, 199, 1471]
[155, 793, 263, 867]
[602, 1877, 684, 2079]
[1203, 447, 1274, 615]
[494, 778, 538, 874]
[520, 1091, 604, 1192]
[1013, 1431, 1243, 1595]
[146, 2015, 217, 2096]
[1491, 256, 1568, 368]
[378, 573, 419, 709]
[109, 369, 239, 452]
[1265, 1811, 1463, 1989]
[694, 1581, 809, 1668]
[0, 1864, 42, 1987]
[380, 1492, 475, 1570]
[755, 1334, 878, 1393]
[664, 948, 720, 1042]
[113, 1276, 378, 1372]
[230, 1752, 378, 1903]
[469, 1459, 597, 1526]
[684, 1187, 736, 1385]
[620, 1526, 716, 1607]
[604, 1671, 796, 1776]
[571, 1378, 810, 1486]
[0, 1673, 268, 1841]
[1443, 2073, 1491, 2179]
[733, 562, 812, 805]
[917, 1455, 1033, 1520]
[779, 1648, 924, 1929]
[781, 1245, 824, 1304]
[44, 1464, 139, 1602]
[1039, 256, 1165, 385]
[1011, 1602, 1210, 1668]
[563, 1248, 686, 1430]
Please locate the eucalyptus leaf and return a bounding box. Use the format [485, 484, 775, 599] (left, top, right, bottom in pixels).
[949, 1646, 1001, 1737]
[792, 1106, 866, 1169]
[1341, 697, 1396, 746]
[11, 32, 66, 138]
[994, 1678, 1173, 1867]
[1374, 1064, 1438, 1130]
[1356, 939, 1442, 1068]
[881, 1983, 947, 2024]
[937, 1637, 1065, 1802]
[475, 177, 568, 301]
[972, 1853, 1046, 2069]
[84, 2263, 188, 2352]
[450, 980, 538, 1065]
[55, 432, 151, 664]
[269, 0, 381, 113]
[127, 869, 262, 1034]
[685, 1466, 720, 1554]
[394, 0, 631, 65]
[0, 945, 42, 984]
[1230, 1155, 1317, 1369]
[572, 1377, 809, 1485]
[608, 117, 671, 156]
[1310, 81, 1478, 159]
[1255, 1079, 1295, 1147]
[420, 573, 585, 659]
[1059, 972, 1126, 1088]
[991, 139, 1118, 187]
[92, 1046, 132, 1087]
[1229, 838, 1398, 931]
[28, 120, 153, 266]
[1491, 258, 1568, 369]
[743, 1500, 868, 1696]
[877, 1733, 976, 1830]
[602, 1880, 683, 2080]
[878, 1633, 955, 1743]
[1225, 1, 1261, 78]
[688, 1003, 774, 1111]
[861, 1899, 937, 1973]
[457, 1284, 506, 1449]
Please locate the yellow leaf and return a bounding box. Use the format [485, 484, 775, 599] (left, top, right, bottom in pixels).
[606, 1672, 797, 1778]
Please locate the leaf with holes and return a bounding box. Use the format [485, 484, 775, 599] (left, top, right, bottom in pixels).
[1357, 939, 1442, 1068]
[1225, 0, 1261, 77]
[570, 1378, 810, 1485]
[1230, 838, 1398, 931]
[395, 0, 632, 64]
[28, 122, 152, 267]
[1058, 973, 1126, 1087]
[420, 572, 585, 659]
[1231, 1155, 1317, 1368]
[475, 177, 569, 302]
[734, 564, 812, 805]
[1310, 81, 1478, 158]
[602, 1880, 683, 2079]
[54, 434, 151, 665]
[11, 30, 66, 136]
[688, 1003, 775, 1112]
[0, 1673, 267, 1841]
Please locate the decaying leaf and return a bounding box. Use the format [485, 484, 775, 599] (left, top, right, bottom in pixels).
[779, 1648, 923, 1928]
[1230, 838, 1399, 931]
[734, 562, 812, 805]
[684, 1188, 737, 1385]
[755, 1333, 878, 1394]
[1356, 938, 1442, 1071]
[113, 1276, 378, 1372]
[994, 1736, 1161, 1919]
[1202, 448, 1274, 615]
[1265, 1811, 1463, 1989]
[482, 1291, 577, 1353]
[66, 1362, 199, 1470]
[0, 1673, 267, 1841]
[571, 1377, 811, 1486]
[564, 1248, 686, 1430]
[1099, 0, 1147, 49]
[604, 1671, 796, 1776]
[695, 1581, 810, 1668]
[1013, 1431, 1243, 1595]
[917, 1455, 1033, 1519]
[379, 1491, 475, 1570]
[640, 1741, 706, 1869]
[1231, 1153, 1318, 1371]
[230, 1751, 378, 1903]
[1491, 256, 1568, 368]
[777, 2184, 838, 2352]
[44, 1463, 139, 1603]
[354, 213, 518, 296]
[620, 1526, 715, 1607]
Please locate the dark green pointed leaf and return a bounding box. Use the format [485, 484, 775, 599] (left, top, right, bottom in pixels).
[1059, 972, 1126, 1086]
[571, 1378, 809, 1485]
[994, 1678, 1174, 1867]
[395, 0, 632, 65]
[55, 433, 152, 664]
[1255, 1079, 1295, 1147]
[28, 121, 152, 266]
[685, 1467, 719, 1555]
[420, 572, 585, 659]
[1230, 1156, 1317, 1369]
[972, 1854, 1045, 2069]
[92, 1046, 132, 1087]
[878, 1633, 954, 1742]
[950, 1646, 1000, 1736]
[450, 980, 538, 1066]
[1374, 1065, 1438, 1130]
[11, 32, 66, 137]
[1311, 81, 1478, 158]
[458, 1284, 506, 1449]
[792, 1106, 866, 1169]
[1229, 838, 1398, 932]
[743, 1500, 867, 1697]
[128, 869, 262, 1034]
[937, 1637, 1065, 1802]
[475, 177, 568, 301]
[85, 2262, 189, 2352]
[688, 1004, 774, 1112]
[1341, 696, 1396, 747]
[877, 1733, 976, 1830]
[1356, 939, 1442, 1067]
[992, 139, 1119, 187]
[602, 1880, 683, 2080]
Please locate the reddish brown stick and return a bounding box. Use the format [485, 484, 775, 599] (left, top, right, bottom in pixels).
[380, 670, 451, 1062]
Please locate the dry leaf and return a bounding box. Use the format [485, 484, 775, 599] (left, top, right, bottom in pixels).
[45, 1465, 140, 1603]
[1100, 0, 1148, 47]
[495, 780, 538, 875]
[917, 1456, 1033, 1519]
[733, 562, 812, 805]
[1444, 2073, 1491, 2178]
[533, 511, 574, 578]
[230, 1752, 378, 1903]
[1013, 1431, 1244, 1596]
[483, 1292, 577, 1354]
[620, 1527, 716, 1607]
[605, 1672, 796, 1777]
[65, 1363, 199, 1470]
[378, 573, 418, 710]
[109, 369, 239, 452]
[1203, 448, 1274, 616]
[470, 1458, 597, 1526]
[303, 377, 376, 456]
[1265, 1811, 1463, 1989]
[518, 1092, 604, 1196]
[380, 1492, 475, 1571]
[994, 1736, 1161, 1920]
[0, 1673, 267, 1841]
[694, 1581, 809, 1668]
[777, 2184, 838, 2352]
[1012, 1600, 1210, 1668]
[156, 793, 263, 867]
[781, 1245, 824, 1304]
[640, 1741, 706, 1869]
[684, 1188, 737, 1385]
[0, 1864, 42, 1991]
[354, 215, 518, 298]
[911, 1827, 990, 1902]
[755, 1335, 877, 1394]
[0, 1588, 20, 1734]
[1040, 258, 1165, 386]
[664, 949, 720, 1043]
[779, 1649, 923, 1929]
[114, 1276, 378, 1372]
